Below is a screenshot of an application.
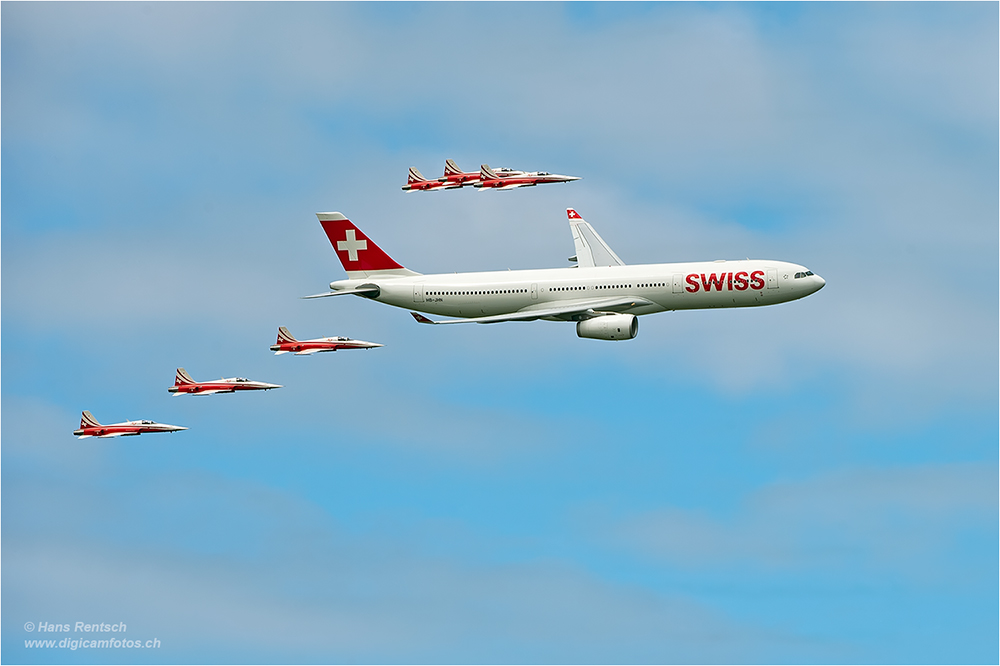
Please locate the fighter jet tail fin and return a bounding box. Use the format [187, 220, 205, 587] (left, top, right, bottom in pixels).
[175, 368, 196, 386]
[277, 326, 297, 344]
[444, 159, 464, 177]
[80, 410, 101, 428]
[481, 164, 499, 180]
[407, 167, 427, 185]
[317, 212, 421, 279]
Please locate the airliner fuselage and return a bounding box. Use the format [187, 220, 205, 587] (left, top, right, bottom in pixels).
[306, 209, 825, 340]
[330, 260, 823, 321]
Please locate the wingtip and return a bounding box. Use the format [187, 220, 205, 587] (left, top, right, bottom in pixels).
[410, 312, 435, 324]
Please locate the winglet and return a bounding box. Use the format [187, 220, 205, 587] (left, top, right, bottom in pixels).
[565, 208, 625, 268]
[410, 312, 436, 324]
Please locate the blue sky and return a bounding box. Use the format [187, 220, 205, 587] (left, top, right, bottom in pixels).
[2, 2, 997, 663]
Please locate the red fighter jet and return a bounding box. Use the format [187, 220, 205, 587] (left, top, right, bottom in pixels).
[441, 159, 482, 188]
[270, 326, 384, 355]
[168, 368, 282, 396]
[400, 167, 459, 192]
[73, 411, 187, 439]
[476, 163, 581, 191]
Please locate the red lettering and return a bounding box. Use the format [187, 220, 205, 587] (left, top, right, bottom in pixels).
[727, 272, 733, 290]
[701, 273, 726, 291]
[750, 270, 765, 290]
[734, 271, 749, 291]
[685, 274, 700, 293]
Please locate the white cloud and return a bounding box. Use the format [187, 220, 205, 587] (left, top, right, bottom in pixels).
[614, 462, 997, 583]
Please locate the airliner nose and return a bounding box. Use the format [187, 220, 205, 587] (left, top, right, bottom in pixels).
[814, 275, 826, 290]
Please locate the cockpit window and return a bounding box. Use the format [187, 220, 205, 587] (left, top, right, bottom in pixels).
[794, 271, 815, 279]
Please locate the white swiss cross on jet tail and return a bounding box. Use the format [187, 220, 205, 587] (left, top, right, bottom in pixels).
[337, 229, 367, 262]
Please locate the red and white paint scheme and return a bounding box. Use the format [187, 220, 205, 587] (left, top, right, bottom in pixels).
[400, 167, 460, 192]
[475, 163, 581, 191]
[168, 368, 282, 396]
[73, 411, 187, 439]
[441, 159, 481, 188]
[304, 209, 825, 341]
[270, 326, 384, 355]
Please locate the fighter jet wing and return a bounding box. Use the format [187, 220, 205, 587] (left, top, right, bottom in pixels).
[410, 296, 654, 325]
[98, 432, 134, 438]
[191, 389, 233, 395]
[294, 349, 324, 355]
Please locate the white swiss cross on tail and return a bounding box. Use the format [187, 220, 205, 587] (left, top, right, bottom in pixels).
[317, 212, 407, 277]
[337, 229, 367, 262]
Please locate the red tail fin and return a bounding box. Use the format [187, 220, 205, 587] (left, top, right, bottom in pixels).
[317, 213, 409, 275]
[80, 410, 101, 428]
[407, 167, 426, 185]
[277, 326, 297, 344]
[444, 159, 464, 177]
[175, 368, 195, 386]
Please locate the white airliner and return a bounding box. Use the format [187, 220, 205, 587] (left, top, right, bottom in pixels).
[305, 209, 825, 340]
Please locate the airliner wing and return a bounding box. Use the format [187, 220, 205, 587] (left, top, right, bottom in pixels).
[410, 296, 654, 325]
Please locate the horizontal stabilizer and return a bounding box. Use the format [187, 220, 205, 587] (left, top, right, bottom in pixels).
[301, 285, 381, 299]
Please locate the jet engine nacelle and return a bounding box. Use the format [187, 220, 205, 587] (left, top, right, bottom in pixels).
[576, 314, 638, 341]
